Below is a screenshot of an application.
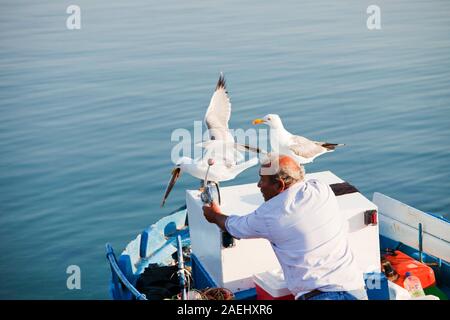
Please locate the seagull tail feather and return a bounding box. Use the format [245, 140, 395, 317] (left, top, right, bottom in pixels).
[234, 143, 267, 154]
[321, 143, 346, 151]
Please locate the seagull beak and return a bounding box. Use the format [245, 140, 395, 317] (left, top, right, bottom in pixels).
[252, 119, 265, 125]
[161, 167, 181, 207]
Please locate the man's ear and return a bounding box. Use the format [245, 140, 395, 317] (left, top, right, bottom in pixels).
[276, 179, 286, 192]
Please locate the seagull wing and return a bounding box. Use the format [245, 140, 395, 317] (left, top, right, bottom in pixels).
[288, 135, 327, 158]
[226, 156, 260, 180]
[195, 140, 243, 164]
[204, 74, 234, 142]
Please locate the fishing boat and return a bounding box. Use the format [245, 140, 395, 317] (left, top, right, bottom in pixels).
[105, 170, 450, 300]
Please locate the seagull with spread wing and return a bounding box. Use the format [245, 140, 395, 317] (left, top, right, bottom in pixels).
[161, 74, 260, 206]
[199, 75, 263, 164]
[253, 114, 344, 164]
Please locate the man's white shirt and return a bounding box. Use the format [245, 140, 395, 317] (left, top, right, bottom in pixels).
[225, 179, 366, 299]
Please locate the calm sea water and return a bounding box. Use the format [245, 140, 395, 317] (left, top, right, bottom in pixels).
[1, 0, 449, 299]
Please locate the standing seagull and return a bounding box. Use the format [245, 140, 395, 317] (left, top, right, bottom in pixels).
[253, 114, 344, 164]
[161, 74, 259, 206]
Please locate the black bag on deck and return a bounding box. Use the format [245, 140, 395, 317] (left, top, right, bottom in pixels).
[135, 265, 180, 300]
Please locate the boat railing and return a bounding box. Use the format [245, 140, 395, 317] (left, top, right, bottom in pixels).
[105, 243, 147, 300]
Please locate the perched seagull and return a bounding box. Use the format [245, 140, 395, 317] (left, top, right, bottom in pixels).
[161, 74, 260, 206]
[253, 114, 344, 164]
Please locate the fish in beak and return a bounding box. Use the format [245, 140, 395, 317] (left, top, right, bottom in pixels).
[161, 167, 181, 207]
[252, 118, 265, 125]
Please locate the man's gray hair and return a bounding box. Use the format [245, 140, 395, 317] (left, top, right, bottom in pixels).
[261, 153, 305, 186]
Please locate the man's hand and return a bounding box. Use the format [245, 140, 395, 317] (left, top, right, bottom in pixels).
[202, 201, 222, 223]
[202, 201, 228, 231]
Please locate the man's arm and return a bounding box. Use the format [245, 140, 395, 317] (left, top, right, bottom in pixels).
[202, 202, 228, 231]
[203, 201, 271, 240]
